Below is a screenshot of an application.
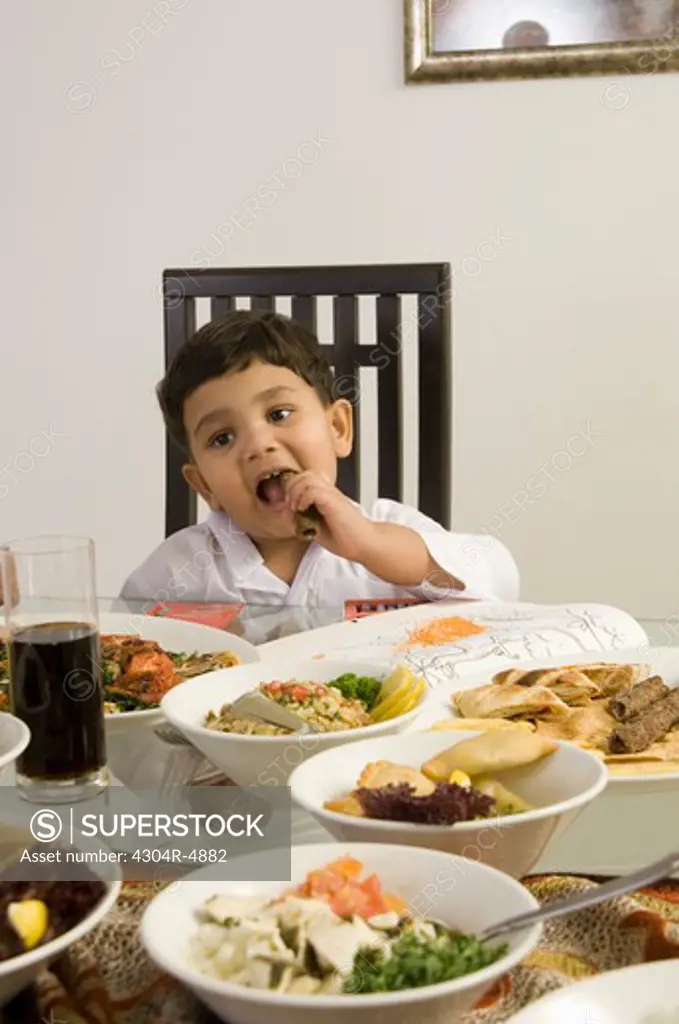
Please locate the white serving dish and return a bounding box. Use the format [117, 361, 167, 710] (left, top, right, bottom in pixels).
[141, 841, 542, 1024]
[160, 659, 432, 787]
[412, 645, 679, 792]
[289, 730, 607, 879]
[98, 612, 259, 786]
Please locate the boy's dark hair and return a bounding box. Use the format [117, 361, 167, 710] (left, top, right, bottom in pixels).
[157, 310, 335, 450]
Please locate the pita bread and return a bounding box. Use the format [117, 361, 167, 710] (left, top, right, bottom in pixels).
[604, 752, 667, 763]
[425, 718, 536, 734]
[534, 702, 616, 750]
[606, 760, 679, 777]
[422, 730, 557, 780]
[492, 667, 602, 705]
[572, 662, 651, 696]
[453, 683, 571, 721]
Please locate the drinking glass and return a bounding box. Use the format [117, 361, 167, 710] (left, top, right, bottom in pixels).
[0, 536, 108, 802]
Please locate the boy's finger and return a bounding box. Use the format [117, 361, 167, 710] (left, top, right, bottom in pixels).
[291, 482, 318, 511]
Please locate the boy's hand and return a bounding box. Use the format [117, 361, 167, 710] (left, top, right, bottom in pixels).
[285, 471, 376, 561]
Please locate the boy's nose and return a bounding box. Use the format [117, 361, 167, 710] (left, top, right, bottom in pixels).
[243, 430, 279, 461]
[246, 443, 277, 460]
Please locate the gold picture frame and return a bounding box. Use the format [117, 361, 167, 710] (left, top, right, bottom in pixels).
[405, 0, 679, 83]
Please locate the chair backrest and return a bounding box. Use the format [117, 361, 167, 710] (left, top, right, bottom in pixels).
[162, 263, 451, 537]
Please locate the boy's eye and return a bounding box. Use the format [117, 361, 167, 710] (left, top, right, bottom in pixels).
[268, 408, 292, 423]
[208, 430, 234, 448]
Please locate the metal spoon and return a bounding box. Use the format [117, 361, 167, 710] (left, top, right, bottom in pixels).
[154, 722, 199, 748]
[478, 850, 679, 942]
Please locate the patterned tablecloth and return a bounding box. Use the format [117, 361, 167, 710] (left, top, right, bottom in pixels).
[5, 874, 679, 1024]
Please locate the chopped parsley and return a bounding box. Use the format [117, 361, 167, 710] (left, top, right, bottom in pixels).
[343, 927, 507, 993]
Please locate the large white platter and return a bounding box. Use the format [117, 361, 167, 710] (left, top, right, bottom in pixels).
[407, 645, 679, 792]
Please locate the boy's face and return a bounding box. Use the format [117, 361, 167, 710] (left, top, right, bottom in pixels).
[181, 360, 352, 542]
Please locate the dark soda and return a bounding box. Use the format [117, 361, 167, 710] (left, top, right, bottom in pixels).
[9, 622, 107, 779]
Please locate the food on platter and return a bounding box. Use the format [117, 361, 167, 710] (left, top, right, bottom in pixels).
[425, 718, 536, 733]
[452, 684, 571, 721]
[100, 635, 240, 713]
[491, 662, 651, 698]
[491, 667, 601, 705]
[609, 676, 671, 722]
[609, 689, 679, 755]
[451, 661, 679, 776]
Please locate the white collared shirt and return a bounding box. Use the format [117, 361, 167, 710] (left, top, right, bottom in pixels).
[119, 500, 519, 607]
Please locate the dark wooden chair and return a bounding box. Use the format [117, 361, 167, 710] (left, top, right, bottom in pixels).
[162, 264, 451, 537]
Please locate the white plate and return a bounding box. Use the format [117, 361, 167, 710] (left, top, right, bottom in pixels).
[506, 958, 679, 1023]
[99, 612, 259, 727]
[98, 612, 259, 787]
[407, 645, 679, 791]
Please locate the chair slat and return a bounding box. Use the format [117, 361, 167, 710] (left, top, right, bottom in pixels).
[211, 297, 233, 318]
[164, 296, 197, 537]
[251, 296, 274, 311]
[333, 295, 359, 500]
[291, 296, 316, 331]
[418, 292, 450, 528]
[376, 295, 402, 503]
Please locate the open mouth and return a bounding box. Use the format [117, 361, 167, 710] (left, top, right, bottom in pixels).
[255, 470, 291, 506]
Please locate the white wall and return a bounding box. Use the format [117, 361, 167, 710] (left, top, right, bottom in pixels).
[3, 0, 679, 624]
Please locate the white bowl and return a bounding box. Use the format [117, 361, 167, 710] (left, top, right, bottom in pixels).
[98, 612, 259, 787]
[0, 713, 30, 783]
[160, 659, 431, 788]
[505, 958, 679, 1023]
[289, 730, 608, 879]
[0, 871, 121, 1006]
[141, 841, 542, 1024]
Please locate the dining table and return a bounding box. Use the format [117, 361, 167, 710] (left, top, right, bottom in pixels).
[3, 597, 679, 1024]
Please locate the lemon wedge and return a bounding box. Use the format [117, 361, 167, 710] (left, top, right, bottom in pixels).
[393, 679, 426, 717]
[7, 899, 49, 950]
[376, 664, 415, 701]
[372, 679, 426, 722]
[371, 681, 416, 721]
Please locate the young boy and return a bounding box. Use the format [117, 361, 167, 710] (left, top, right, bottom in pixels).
[120, 311, 519, 608]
